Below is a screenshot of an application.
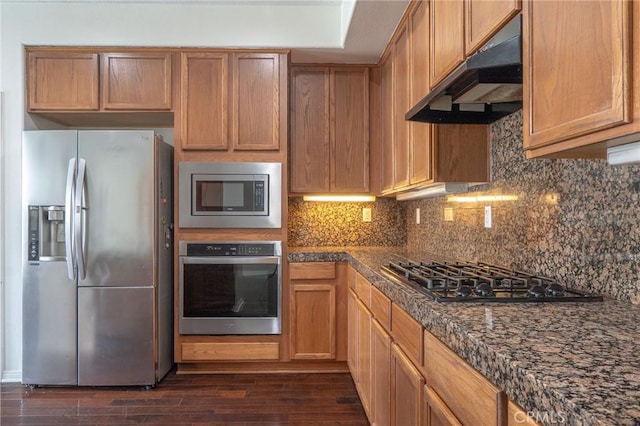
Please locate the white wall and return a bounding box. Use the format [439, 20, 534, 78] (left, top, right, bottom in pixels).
[0, 0, 344, 382]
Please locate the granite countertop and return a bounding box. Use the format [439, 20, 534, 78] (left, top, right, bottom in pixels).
[288, 246, 640, 426]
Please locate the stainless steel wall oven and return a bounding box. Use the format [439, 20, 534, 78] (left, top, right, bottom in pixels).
[179, 241, 282, 335]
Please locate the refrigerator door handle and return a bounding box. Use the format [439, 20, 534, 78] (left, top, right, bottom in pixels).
[75, 158, 87, 280]
[65, 158, 76, 280]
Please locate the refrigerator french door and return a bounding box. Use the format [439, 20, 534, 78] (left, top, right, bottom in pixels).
[22, 130, 173, 387]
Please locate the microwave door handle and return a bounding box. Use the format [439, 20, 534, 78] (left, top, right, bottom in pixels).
[75, 158, 87, 280]
[64, 158, 76, 280]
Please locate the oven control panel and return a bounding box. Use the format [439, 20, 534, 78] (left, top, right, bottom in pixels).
[183, 242, 281, 257]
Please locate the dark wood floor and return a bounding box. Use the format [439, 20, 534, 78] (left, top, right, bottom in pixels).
[0, 371, 369, 425]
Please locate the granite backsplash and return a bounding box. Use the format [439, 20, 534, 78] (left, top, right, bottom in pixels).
[288, 197, 406, 247]
[407, 110, 640, 304]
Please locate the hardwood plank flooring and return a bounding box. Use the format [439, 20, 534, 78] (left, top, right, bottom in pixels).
[0, 371, 369, 425]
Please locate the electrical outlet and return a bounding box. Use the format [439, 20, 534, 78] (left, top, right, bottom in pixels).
[362, 207, 372, 222]
[416, 208, 421, 224]
[484, 205, 492, 228]
[444, 207, 454, 222]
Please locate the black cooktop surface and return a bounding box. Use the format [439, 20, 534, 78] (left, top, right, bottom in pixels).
[381, 261, 603, 303]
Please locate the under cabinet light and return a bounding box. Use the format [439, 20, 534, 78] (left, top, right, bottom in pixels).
[607, 141, 640, 165]
[447, 194, 519, 203]
[302, 195, 376, 202]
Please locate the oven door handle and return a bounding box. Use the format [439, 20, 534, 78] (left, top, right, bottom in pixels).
[179, 256, 280, 265]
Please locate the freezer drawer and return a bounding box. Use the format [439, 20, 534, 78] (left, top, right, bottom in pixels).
[78, 286, 155, 386]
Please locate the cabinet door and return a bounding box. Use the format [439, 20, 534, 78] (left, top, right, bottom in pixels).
[465, 0, 521, 55]
[347, 289, 358, 376]
[290, 283, 336, 360]
[430, 0, 465, 88]
[409, 0, 433, 185]
[524, 0, 631, 150]
[372, 319, 391, 426]
[391, 343, 424, 426]
[27, 51, 99, 111]
[331, 67, 370, 193]
[101, 52, 172, 110]
[180, 52, 229, 150]
[423, 386, 462, 426]
[232, 53, 281, 150]
[290, 67, 330, 193]
[393, 25, 411, 190]
[356, 297, 372, 418]
[381, 55, 395, 193]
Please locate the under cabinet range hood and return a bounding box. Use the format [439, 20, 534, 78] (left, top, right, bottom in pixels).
[407, 16, 522, 124]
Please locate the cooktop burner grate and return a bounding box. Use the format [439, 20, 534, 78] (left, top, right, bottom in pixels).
[381, 261, 603, 303]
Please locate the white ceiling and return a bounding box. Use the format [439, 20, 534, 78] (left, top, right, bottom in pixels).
[291, 0, 410, 63]
[12, 0, 409, 64]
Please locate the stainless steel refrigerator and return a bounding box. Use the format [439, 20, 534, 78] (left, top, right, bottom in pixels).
[22, 130, 173, 387]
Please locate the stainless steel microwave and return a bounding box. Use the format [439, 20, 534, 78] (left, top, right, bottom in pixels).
[178, 162, 282, 228]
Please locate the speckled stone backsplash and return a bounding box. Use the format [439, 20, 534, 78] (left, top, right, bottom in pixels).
[288, 197, 406, 247]
[407, 110, 640, 303]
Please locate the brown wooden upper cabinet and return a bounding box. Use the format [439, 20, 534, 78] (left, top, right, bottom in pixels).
[381, 54, 395, 194]
[101, 52, 172, 110]
[430, 0, 465, 89]
[429, 0, 521, 89]
[409, 0, 432, 186]
[181, 52, 284, 151]
[27, 49, 172, 112]
[523, 0, 635, 158]
[465, 0, 521, 56]
[27, 51, 99, 111]
[290, 66, 369, 193]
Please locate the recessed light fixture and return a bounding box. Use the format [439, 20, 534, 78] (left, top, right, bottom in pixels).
[302, 195, 376, 202]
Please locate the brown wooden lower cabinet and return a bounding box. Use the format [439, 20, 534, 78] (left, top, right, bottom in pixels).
[181, 342, 280, 361]
[346, 265, 514, 426]
[356, 295, 372, 417]
[391, 343, 424, 426]
[422, 330, 504, 426]
[423, 385, 462, 426]
[371, 318, 391, 426]
[290, 283, 336, 359]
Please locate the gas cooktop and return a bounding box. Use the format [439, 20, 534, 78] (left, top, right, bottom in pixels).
[381, 261, 603, 303]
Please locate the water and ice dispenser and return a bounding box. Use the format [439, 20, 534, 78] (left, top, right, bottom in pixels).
[28, 205, 66, 261]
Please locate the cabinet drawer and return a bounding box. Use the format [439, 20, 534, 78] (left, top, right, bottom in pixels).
[390, 304, 423, 365]
[289, 262, 336, 280]
[423, 330, 501, 426]
[181, 342, 280, 361]
[355, 272, 371, 307]
[371, 285, 391, 331]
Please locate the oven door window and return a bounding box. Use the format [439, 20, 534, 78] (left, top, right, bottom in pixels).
[183, 263, 278, 318]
